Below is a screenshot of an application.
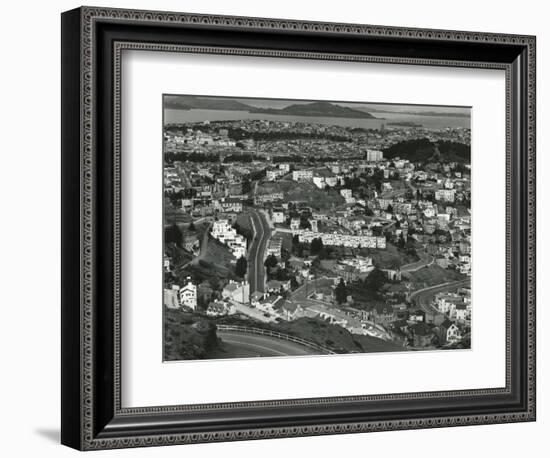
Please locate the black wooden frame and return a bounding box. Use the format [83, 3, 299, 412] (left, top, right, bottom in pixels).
[61, 6, 536, 450]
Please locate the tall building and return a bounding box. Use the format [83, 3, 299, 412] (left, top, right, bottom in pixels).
[366, 149, 384, 162]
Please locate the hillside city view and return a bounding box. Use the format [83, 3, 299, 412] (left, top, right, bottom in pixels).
[162, 95, 472, 361]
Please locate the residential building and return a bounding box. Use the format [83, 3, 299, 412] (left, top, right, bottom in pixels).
[296, 230, 386, 249]
[437, 319, 461, 344]
[266, 279, 291, 294]
[290, 218, 301, 230]
[435, 189, 456, 203]
[211, 219, 247, 259]
[163, 285, 180, 309]
[340, 189, 352, 200]
[272, 208, 286, 224]
[179, 278, 197, 310]
[266, 168, 286, 181]
[266, 237, 283, 259]
[222, 280, 250, 304]
[366, 149, 384, 162]
[292, 169, 313, 181]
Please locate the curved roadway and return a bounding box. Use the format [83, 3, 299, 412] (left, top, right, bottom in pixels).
[410, 279, 471, 313]
[401, 252, 434, 272]
[247, 210, 271, 294]
[216, 331, 319, 358]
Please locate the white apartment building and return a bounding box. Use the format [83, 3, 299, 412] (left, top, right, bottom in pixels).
[340, 256, 374, 273]
[296, 230, 386, 249]
[377, 198, 393, 210]
[366, 149, 384, 162]
[255, 192, 284, 205]
[290, 218, 301, 230]
[272, 208, 285, 224]
[292, 170, 313, 181]
[278, 163, 290, 172]
[312, 176, 326, 189]
[435, 189, 456, 202]
[309, 219, 319, 232]
[211, 219, 247, 260]
[340, 189, 352, 200]
[179, 278, 197, 310]
[266, 169, 286, 181]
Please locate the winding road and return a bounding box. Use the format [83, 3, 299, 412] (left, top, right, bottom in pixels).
[216, 331, 319, 358]
[401, 252, 434, 272]
[247, 210, 271, 294]
[410, 279, 471, 313]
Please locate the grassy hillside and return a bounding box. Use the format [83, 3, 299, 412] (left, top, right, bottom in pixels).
[163, 309, 219, 361]
[258, 180, 344, 209]
[406, 264, 466, 286]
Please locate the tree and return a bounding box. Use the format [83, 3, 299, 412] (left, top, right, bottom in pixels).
[165, 223, 182, 247]
[364, 268, 386, 296]
[235, 256, 248, 278]
[264, 254, 278, 269]
[398, 232, 406, 249]
[311, 237, 324, 255]
[334, 278, 348, 305]
[242, 177, 252, 194]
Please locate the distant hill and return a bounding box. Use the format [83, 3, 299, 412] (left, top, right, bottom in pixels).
[164, 95, 252, 111]
[250, 101, 376, 119]
[367, 108, 471, 118]
[383, 138, 470, 163]
[164, 96, 377, 119]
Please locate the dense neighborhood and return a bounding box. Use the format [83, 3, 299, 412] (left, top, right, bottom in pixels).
[162, 96, 472, 361]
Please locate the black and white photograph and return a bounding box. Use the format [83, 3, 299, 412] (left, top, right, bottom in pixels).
[49, 1, 539, 453]
[162, 94, 472, 361]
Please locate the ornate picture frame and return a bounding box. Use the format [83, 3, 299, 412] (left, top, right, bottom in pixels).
[61, 6, 536, 450]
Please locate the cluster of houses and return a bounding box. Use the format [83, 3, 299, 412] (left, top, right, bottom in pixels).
[164, 277, 198, 311]
[164, 278, 250, 317]
[434, 288, 472, 323]
[211, 219, 247, 260]
[163, 121, 472, 350]
[164, 127, 236, 148]
[390, 307, 464, 347]
[255, 159, 471, 275]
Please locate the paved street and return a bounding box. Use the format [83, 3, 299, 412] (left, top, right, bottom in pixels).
[410, 279, 471, 313]
[232, 301, 277, 323]
[247, 209, 271, 293]
[216, 331, 318, 358]
[401, 252, 434, 272]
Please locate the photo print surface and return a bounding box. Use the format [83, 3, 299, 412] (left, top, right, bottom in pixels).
[162, 94, 471, 361]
